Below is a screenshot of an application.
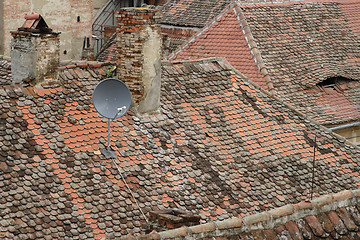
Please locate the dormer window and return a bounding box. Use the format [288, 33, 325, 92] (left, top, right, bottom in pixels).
[317, 76, 354, 90]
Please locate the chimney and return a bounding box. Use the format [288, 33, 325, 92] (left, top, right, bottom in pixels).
[116, 7, 162, 115]
[10, 14, 60, 86]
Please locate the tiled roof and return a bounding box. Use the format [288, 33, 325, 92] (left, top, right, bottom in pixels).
[0, 59, 12, 86]
[172, 0, 360, 125]
[340, 0, 360, 35]
[169, 6, 267, 89]
[159, 0, 232, 27]
[95, 33, 118, 63]
[128, 188, 360, 239]
[241, 0, 360, 125]
[1, 58, 359, 239]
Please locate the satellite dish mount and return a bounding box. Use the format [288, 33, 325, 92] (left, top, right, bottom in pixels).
[93, 78, 132, 159]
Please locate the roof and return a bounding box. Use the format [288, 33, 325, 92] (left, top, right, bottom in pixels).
[159, 0, 232, 27]
[171, 0, 360, 126]
[127, 188, 360, 239]
[169, 6, 267, 89]
[1, 57, 359, 238]
[95, 33, 118, 62]
[0, 59, 11, 86]
[18, 14, 53, 34]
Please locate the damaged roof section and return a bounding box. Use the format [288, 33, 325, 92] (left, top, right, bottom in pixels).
[128, 189, 360, 239]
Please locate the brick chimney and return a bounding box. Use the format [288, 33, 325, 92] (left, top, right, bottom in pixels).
[116, 7, 162, 115]
[10, 14, 60, 86]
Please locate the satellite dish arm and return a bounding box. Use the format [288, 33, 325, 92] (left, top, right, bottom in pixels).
[113, 106, 127, 120]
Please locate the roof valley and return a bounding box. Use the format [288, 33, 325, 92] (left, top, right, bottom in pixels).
[167, 2, 234, 60]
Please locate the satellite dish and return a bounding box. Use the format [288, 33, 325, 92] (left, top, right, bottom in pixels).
[92, 78, 132, 158]
[93, 78, 131, 119]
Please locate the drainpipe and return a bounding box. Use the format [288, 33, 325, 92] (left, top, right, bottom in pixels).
[329, 122, 360, 131]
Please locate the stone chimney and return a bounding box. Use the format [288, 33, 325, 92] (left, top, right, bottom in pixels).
[10, 14, 60, 86]
[116, 7, 162, 115]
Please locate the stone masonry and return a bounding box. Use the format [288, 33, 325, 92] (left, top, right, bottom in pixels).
[10, 15, 60, 86]
[116, 7, 162, 115]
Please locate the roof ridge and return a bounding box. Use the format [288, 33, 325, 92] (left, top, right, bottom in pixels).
[237, 0, 345, 7]
[163, 56, 229, 65]
[234, 2, 275, 95]
[122, 188, 360, 239]
[58, 61, 113, 70]
[167, 2, 235, 60]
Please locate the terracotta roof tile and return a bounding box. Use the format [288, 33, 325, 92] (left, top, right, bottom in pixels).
[160, 0, 233, 28]
[240, 0, 360, 125]
[340, 0, 360, 35]
[133, 189, 360, 239]
[171, 6, 267, 89]
[172, 0, 360, 125]
[1, 58, 359, 238]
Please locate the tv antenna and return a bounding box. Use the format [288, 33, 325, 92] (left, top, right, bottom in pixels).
[93, 78, 131, 158]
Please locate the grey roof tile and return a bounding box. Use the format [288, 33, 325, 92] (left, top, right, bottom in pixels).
[0, 58, 359, 238]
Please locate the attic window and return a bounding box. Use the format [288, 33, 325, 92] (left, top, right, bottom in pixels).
[317, 76, 354, 89]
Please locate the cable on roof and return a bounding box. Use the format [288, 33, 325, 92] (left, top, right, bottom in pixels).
[112, 148, 149, 224]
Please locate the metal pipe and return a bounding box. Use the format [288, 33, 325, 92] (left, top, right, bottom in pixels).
[107, 118, 111, 151]
[329, 121, 360, 131]
[310, 135, 316, 200]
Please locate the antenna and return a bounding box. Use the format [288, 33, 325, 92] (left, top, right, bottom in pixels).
[310, 134, 317, 200]
[93, 78, 131, 158]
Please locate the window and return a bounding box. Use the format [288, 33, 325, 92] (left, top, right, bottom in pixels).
[317, 76, 354, 89]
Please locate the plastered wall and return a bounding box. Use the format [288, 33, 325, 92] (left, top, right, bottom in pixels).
[1, 0, 93, 61]
[332, 125, 360, 146]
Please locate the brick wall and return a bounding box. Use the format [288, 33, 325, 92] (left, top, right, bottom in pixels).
[116, 7, 162, 114]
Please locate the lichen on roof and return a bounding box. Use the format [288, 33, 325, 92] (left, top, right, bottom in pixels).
[1, 57, 359, 238]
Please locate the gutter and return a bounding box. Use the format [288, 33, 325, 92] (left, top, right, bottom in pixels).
[329, 121, 360, 131]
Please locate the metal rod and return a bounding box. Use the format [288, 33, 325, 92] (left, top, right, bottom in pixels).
[107, 118, 111, 151]
[310, 135, 316, 200]
[329, 121, 360, 131]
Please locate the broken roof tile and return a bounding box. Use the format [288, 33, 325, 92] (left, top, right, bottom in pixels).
[130, 188, 360, 239]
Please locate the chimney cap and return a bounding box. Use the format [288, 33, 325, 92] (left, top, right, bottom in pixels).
[18, 14, 55, 34]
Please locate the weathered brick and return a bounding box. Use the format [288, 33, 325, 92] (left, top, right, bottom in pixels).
[116, 7, 162, 114]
